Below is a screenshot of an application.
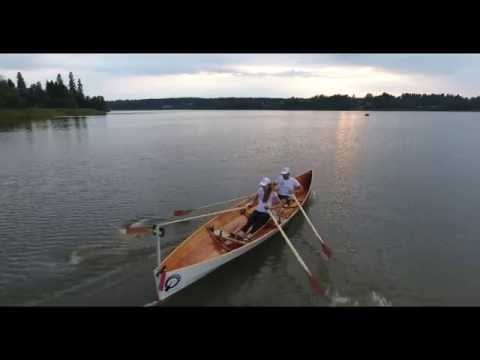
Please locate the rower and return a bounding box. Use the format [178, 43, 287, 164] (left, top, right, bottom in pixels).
[235, 177, 282, 241]
[274, 167, 303, 207]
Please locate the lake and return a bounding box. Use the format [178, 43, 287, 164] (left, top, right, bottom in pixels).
[1, 110, 480, 306]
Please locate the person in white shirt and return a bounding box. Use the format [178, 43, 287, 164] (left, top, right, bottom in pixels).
[274, 167, 303, 207]
[235, 177, 281, 241]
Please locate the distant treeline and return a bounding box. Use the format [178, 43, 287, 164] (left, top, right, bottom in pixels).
[108, 93, 480, 111]
[0, 72, 107, 111]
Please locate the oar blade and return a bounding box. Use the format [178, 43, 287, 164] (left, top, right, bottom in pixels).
[321, 243, 333, 259]
[173, 209, 193, 217]
[308, 275, 326, 296]
[268, 209, 327, 297]
[119, 223, 153, 237]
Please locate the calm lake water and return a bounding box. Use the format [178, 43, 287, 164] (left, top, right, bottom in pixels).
[1, 110, 480, 306]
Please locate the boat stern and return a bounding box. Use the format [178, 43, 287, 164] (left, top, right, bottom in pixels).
[153, 266, 181, 301]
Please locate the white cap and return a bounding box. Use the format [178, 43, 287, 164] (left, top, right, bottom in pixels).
[281, 167, 290, 175]
[259, 177, 271, 186]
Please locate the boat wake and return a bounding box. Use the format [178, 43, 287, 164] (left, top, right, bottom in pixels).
[68, 244, 109, 265]
[143, 300, 159, 307]
[67, 243, 129, 266]
[370, 291, 392, 306]
[68, 250, 83, 265]
[68, 237, 158, 267]
[328, 289, 355, 306]
[328, 289, 392, 306]
[329, 293, 352, 306]
[23, 265, 127, 306]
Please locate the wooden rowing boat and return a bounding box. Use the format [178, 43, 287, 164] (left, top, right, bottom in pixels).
[153, 169, 313, 301]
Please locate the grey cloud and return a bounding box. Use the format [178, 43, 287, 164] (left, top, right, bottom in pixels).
[1, 54, 479, 78]
[0, 54, 328, 77]
[1, 54, 479, 98]
[0, 54, 47, 71]
[324, 54, 480, 76]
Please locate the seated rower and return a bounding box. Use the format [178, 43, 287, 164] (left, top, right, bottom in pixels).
[235, 177, 282, 241]
[274, 167, 303, 207]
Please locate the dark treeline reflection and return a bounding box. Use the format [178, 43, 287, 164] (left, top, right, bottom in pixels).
[0, 116, 88, 132]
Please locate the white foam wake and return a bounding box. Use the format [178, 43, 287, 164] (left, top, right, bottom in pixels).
[144, 300, 159, 307]
[328, 289, 392, 306]
[69, 250, 82, 265]
[370, 291, 392, 306]
[328, 289, 353, 306]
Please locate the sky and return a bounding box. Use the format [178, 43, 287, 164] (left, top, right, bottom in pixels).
[0, 54, 479, 100]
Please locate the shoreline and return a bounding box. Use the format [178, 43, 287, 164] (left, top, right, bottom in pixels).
[107, 108, 480, 112]
[0, 108, 107, 125]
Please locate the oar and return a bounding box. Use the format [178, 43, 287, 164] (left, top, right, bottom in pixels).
[292, 194, 332, 260]
[120, 206, 248, 237]
[158, 206, 247, 227]
[267, 209, 325, 296]
[172, 194, 250, 217]
[123, 195, 252, 230]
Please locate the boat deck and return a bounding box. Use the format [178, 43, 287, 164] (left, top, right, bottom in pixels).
[162, 171, 312, 271]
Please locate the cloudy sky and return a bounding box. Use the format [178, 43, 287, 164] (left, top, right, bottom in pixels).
[0, 54, 479, 100]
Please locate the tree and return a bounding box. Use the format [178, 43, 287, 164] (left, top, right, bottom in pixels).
[56, 73, 65, 87]
[16, 72, 27, 91]
[26, 81, 46, 107]
[77, 79, 84, 98]
[13, 72, 28, 107]
[45, 80, 54, 97]
[27, 83, 39, 107]
[76, 78, 85, 107]
[51, 73, 71, 106]
[1, 72, 107, 111]
[68, 72, 76, 94]
[0, 76, 19, 108]
[86, 96, 107, 111]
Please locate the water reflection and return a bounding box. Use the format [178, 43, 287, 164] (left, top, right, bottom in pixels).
[33, 120, 49, 130]
[334, 112, 365, 184]
[74, 117, 88, 129]
[50, 117, 88, 131]
[0, 116, 88, 133]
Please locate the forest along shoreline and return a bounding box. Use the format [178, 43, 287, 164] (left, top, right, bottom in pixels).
[0, 72, 108, 126]
[107, 93, 480, 112]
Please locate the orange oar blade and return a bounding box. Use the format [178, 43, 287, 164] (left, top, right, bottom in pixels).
[309, 276, 326, 296]
[120, 225, 152, 236]
[173, 209, 193, 217]
[321, 243, 333, 259]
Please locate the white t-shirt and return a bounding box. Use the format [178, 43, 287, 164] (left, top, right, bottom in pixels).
[255, 187, 280, 213]
[275, 176, 301, 197]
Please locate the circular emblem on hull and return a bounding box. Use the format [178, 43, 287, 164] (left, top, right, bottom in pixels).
[165, 274, 181, 292]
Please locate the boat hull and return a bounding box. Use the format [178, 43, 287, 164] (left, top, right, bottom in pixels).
[153, 170, 313, 302]
[154, 231, 274, 300]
